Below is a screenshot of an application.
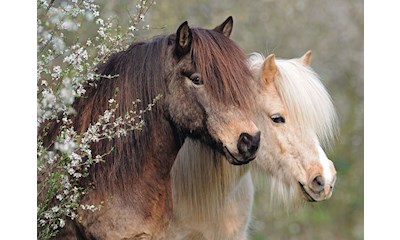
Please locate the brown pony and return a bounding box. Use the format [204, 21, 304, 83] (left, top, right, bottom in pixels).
[40, 17, 261, 239]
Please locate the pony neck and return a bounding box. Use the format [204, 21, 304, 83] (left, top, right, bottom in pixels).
[172, 139, 250, 221]
[147, 115, 185, 177]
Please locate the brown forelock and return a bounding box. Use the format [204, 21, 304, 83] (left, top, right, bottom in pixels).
[191, 28, 255, 112]
[66, 35, 172, 196]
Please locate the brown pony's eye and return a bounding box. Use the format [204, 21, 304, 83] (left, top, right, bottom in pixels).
[190, 74, 203, 85]
[271, 114, 285, 123]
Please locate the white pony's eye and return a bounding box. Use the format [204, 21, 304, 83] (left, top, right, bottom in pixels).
[271, 114, 285, 124]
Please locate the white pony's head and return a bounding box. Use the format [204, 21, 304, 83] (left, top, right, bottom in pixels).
[248, 51, 338, 203]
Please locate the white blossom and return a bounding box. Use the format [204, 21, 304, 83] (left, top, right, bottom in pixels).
[59, 219, 65, 228]
[94, 155, 103, 163]
[44, 212, 52, 219]
[61, 19, 79, 31]
[60, 87, 75, 105]
[97, 27, 106, 38]
[67, 167, 75, 175]
[39, 219, 47, 226]
[41, 89, 57, 109]
[73, 172, 82, 178]
[129, 26, 137, 32]
[95, 18, 104, 26]
[52, 223, 58, 230]
[51, 206, 60, 213]
[56, 194, 64, 201]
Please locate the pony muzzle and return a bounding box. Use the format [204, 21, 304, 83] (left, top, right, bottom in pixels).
[300, 174, 336, 202]
[223, 131, 261, 165]
[238, 131, 261, 158]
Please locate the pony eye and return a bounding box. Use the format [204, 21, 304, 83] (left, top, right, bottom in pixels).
[271, 114, 285, 123]
[190, 74, 203, 85]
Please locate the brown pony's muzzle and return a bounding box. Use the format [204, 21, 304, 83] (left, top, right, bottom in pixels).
[224, 131, 261, 165]
[238, 131, 261, 159]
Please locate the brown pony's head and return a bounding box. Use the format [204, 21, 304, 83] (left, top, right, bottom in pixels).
[51, 17, 261, 195]
[165, 17, 260, 165]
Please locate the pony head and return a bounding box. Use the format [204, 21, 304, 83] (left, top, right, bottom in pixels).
[249, 51, 338, 202]
[165, 17, 261, 165]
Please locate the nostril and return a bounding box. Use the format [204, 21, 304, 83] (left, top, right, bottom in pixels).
[238, 131, 261, 157]
[311, 175, 325, 193]
[238, 133, 252, 154]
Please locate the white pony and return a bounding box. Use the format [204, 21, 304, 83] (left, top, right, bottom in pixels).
[166, 51, 338, 240]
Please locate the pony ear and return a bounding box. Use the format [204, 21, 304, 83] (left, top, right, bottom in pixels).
[175, 21, 192, 58]
[262, 54, 277, 85]
[300, 50, 312, 65]
[213, 16, 233, 38]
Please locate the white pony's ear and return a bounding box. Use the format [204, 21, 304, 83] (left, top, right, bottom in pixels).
[300, 50, 312, 65]
[262, 54, 277, 85]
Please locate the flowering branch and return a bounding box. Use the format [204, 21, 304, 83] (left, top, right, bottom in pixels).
[37, 1, 158, 239]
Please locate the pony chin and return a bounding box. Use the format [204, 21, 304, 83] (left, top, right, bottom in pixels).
[193, 135, 256, 166]
[223, 146, 256, 165]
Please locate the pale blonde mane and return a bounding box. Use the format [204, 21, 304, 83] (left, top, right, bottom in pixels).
[172, 139, 249, 221]
[248, 52, 338, 148]
[251, 171, 300, 210]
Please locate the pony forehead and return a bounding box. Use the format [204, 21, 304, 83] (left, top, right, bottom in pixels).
[248, 52, 338, 147]
[189, 29, 255, 110]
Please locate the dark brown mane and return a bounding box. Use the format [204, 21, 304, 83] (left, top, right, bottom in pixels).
[191, 28, 255, 110]
[70, 35, 172, 195]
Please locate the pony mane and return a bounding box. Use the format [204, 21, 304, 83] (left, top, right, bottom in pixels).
[251, 170, 301, 210]
[172, 139, 249, 221]
[248, 53, 338, 148]
[71, 36, 171, 196]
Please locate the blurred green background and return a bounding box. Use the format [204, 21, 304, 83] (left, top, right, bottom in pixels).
[99, 0, 364, 239]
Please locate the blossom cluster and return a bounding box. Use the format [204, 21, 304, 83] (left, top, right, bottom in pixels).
[37, 0, 157, 239]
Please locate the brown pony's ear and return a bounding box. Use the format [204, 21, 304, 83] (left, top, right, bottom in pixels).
[300, 50, 312, 65]
[262, 54, 277, 85]
[175, 21, 192, 58]
[213, 16, 233, 38]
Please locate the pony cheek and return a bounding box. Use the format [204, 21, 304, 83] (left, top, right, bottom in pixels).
[165, 94, 205, 133]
